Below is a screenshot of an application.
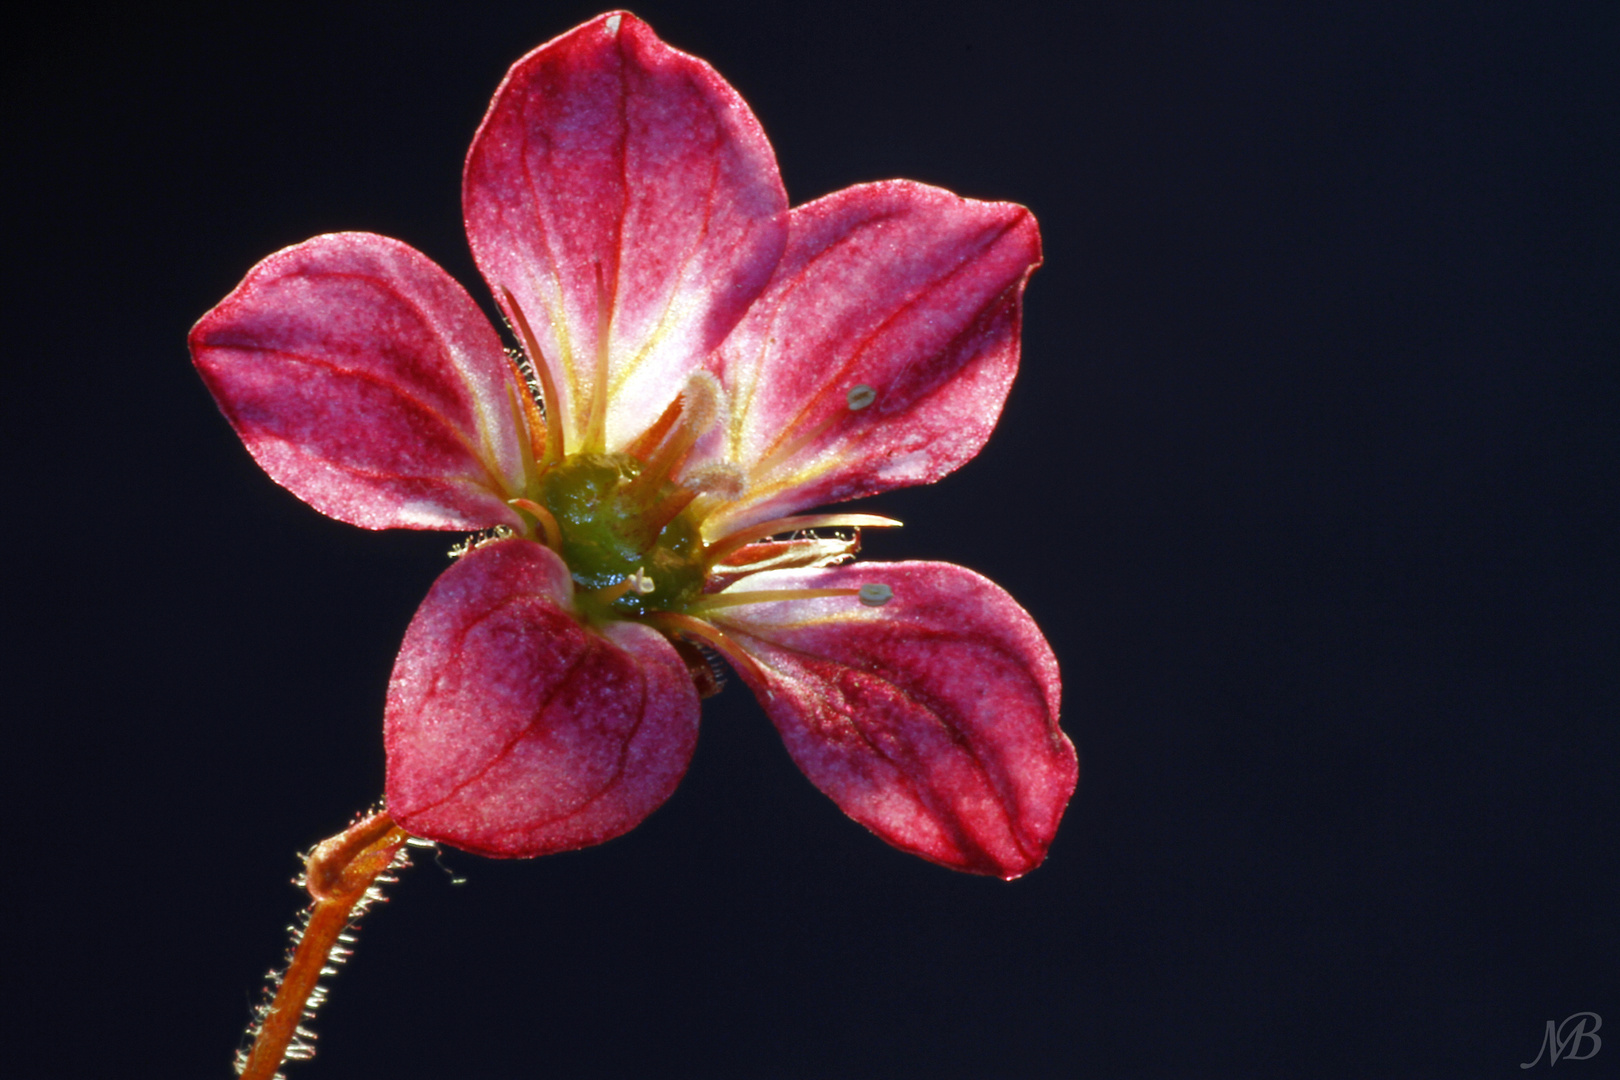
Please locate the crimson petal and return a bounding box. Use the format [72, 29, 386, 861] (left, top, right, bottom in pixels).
[384, 538, 700, 858]
[707, 562, 1075, 878]
[190, 232, 528, 530]
[464, 11, 788, 453]
[698, 181, 1040, 536]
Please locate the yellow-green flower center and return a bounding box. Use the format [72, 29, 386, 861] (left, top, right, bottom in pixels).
[531, 452, 707, 618]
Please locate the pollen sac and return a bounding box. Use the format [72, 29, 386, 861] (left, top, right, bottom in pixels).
[534, 453, 705, 615]
[858, 583, 893, 607]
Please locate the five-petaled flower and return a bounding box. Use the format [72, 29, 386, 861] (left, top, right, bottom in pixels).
[191, 11, 1077, 879]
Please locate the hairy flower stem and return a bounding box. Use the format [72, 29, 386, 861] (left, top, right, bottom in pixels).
[238, 812, 409, 1080]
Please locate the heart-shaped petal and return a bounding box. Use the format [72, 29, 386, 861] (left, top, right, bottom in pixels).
[697, 181, 1040, 537]
[464, 11, 788, 455]
[707, 561, 1074, 878]
[385, 537, 700, 857]
[191, 232, 528, 530]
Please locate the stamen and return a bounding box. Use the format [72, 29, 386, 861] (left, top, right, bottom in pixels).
[629, 486, 700, 548]
[503, 382, 542, 489]
[681, 462, 748, 501]
[507, 498, 562, 552]
[499, 286, 564, 464]
[703, 513, 901, 569]
[501, 352, 548, 465]
[624, 392, 686, 463]
[624, 422, 695, 502]
[753, 382, 880, 480]
[709, 536, 860, 579]
[624, 372, 722, 504]
[678, 370, 724, 435]
[858, 583, 894, 607]
[643, 612, 767, 687]
[686, 587, 862, 614]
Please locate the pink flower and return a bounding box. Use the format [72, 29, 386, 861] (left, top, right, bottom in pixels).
[190, 11, 1076, 879]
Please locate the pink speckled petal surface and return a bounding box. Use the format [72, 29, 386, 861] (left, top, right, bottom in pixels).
[464, 11, 787, 453]
[696, 181, 1040, 537]
[708, 561, 1074, 879]
[385, 538, 701, 857]
[190, 232, 527, 530]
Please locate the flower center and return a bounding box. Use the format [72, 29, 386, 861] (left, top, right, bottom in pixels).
[531, 452, 707, 618]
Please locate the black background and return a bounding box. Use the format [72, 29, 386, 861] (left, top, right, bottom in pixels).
[7, 2, 1615, 1077]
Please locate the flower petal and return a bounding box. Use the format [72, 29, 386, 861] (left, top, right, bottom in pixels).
[464, 11, 788, 454]
[697, 181, 1041, 538]
[384, 537, 700, 858]
[707, 561, 1074, 879]
[190, 232, 529, 530]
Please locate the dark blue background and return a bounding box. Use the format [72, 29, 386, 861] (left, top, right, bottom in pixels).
[7, 2, 1615, 1076]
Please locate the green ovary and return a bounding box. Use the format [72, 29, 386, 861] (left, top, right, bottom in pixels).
[533, 453, 707, 617]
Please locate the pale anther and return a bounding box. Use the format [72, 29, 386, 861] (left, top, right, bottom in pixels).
[681, 370, 725, 434]
[683, 461, 748, 500]
[628, 567, 656, 595]
[847, 384, 877, 411]
[858, 583, 893, 607]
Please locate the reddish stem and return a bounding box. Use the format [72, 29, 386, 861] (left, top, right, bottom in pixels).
[238, 812, 408, 1080]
